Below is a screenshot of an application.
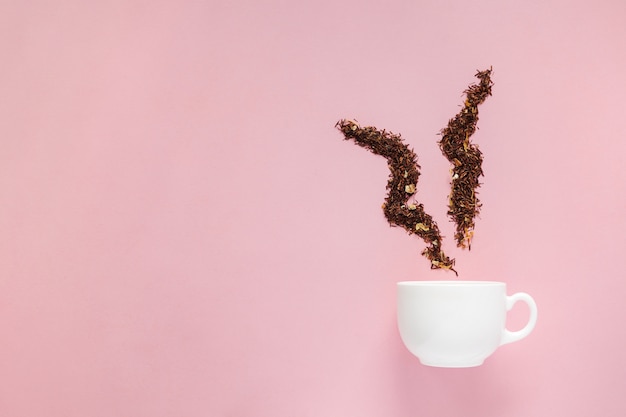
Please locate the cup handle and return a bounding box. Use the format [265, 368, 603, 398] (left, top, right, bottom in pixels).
[500, 292, 538, 346]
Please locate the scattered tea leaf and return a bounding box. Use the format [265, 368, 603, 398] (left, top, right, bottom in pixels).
[335, 119, 456, 273]
[438, 68, 493, 249]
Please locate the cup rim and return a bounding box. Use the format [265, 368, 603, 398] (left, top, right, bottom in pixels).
[397, 280, 505, 287]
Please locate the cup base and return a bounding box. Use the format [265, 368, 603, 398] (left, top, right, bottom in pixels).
[419, 359, 486, 368]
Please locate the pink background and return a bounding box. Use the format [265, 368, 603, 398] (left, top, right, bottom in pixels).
[1, 0, 626, 416]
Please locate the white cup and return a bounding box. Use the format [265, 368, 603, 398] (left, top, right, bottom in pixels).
[397, 281, 537, 367]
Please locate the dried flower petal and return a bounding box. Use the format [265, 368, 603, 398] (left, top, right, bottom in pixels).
[415, 223, 429, 231]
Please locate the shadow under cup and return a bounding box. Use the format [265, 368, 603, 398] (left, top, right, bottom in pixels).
[397, 281, 537, 368]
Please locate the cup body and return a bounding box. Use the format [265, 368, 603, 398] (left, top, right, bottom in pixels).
[397, 281, 534, 367]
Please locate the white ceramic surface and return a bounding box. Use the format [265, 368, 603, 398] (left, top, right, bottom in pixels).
[397, 281, 537, 367]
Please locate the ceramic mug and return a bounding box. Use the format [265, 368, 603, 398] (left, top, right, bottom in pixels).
[397, 281, 537, 367]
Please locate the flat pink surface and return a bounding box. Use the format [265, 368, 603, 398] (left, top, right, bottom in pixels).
[1, 1, 626, 416]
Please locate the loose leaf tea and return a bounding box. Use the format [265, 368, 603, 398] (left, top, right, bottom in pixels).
[336, 68, 493, 274]
[438, 68, 493, 249]
[336, 119, 456, 273]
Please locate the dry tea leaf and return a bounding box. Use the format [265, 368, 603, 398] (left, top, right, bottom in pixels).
[438, 68, 493, 249]
[334, 69, 493, 274]
[335, 119, 455, 273]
